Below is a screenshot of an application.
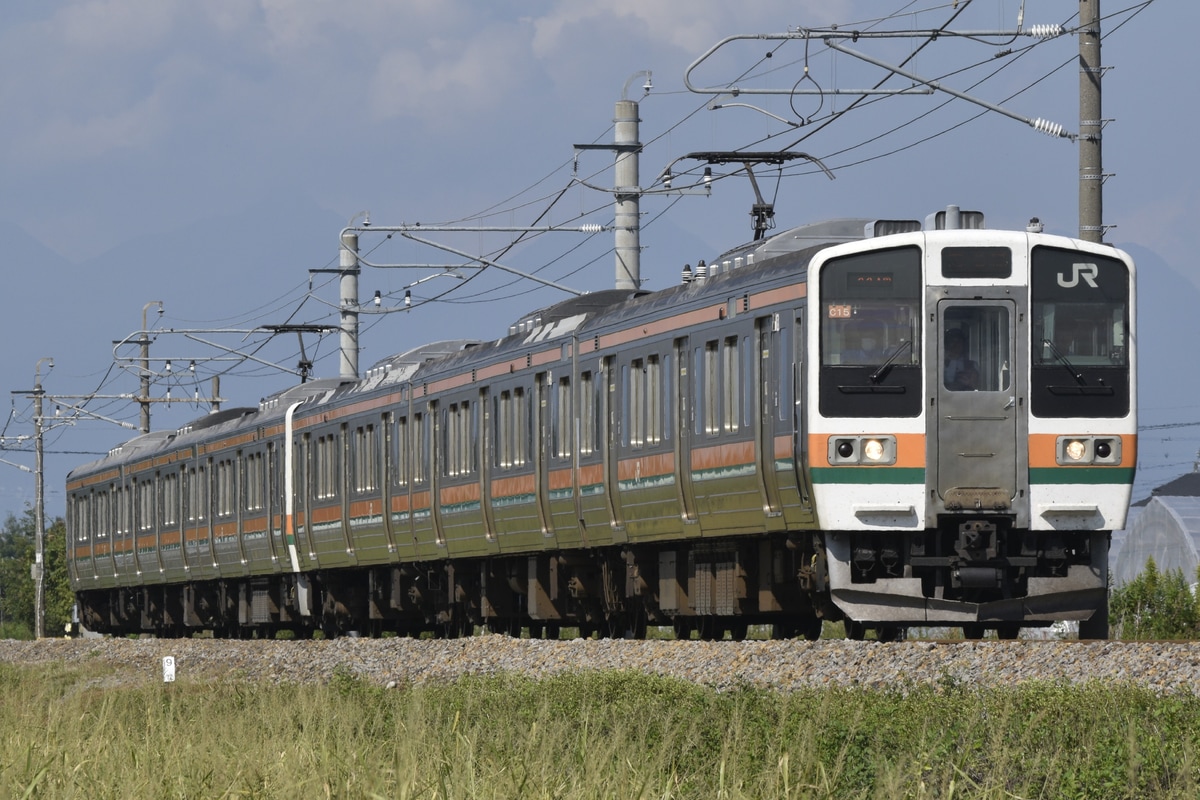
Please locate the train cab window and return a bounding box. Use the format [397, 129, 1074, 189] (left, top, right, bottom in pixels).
[942, 307, 1011, 393]
[1030, 246, 1131, 418]
[819, 246, 923, 418]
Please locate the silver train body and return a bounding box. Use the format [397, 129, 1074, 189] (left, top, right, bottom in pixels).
[65, 211, 1136, 640]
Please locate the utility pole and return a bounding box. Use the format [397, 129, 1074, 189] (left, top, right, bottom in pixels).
[1078, 0, 1105, 243]
[10, 359, 54, 639]
[31, 359, 49, 640]
[139, 301, 163, 433]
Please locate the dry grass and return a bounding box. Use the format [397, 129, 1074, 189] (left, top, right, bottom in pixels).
[0, 662, 1195, 798]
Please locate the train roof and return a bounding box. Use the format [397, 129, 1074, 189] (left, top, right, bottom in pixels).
[68, 208, 1006, 482]
[714, 217, 927, 267]
[506, 289, 645, 335]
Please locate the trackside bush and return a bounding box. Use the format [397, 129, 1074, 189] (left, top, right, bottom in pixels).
[1111, 556, 1200, 640]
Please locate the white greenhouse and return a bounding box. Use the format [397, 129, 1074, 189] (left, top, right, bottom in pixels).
[1111, 472, 1200, 586]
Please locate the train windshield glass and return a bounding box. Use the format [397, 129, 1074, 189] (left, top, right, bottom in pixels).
[1031, 248, 1129, 367]
[820, 246, 922, 367]
[1030, 246, 1131, 418]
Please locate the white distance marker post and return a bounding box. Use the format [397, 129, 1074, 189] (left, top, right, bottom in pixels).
[163, 656, 176, 683]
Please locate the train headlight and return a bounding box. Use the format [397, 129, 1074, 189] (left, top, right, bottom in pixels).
[1056, 436, 1122, 466]
[829, 435, 897, 465]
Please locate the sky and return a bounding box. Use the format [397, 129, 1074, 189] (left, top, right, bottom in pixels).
[0, 0, 1189, 521]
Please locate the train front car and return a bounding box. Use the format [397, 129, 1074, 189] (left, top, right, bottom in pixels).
[809, 214, 1135, 639]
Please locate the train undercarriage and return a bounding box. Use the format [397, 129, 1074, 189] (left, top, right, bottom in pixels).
[74, 525, 1108, 640]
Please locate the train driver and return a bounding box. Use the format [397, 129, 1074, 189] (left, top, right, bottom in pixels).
[842, 319, 887, 365]
[944, 327, 979, 390]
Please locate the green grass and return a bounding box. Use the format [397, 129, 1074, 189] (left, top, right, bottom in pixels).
[0, 662, 1196, 798]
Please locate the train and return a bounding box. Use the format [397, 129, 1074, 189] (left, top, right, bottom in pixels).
[64, 206, 1136, 641]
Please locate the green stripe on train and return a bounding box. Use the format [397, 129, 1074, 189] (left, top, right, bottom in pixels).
[809, 467, 925, 484]
[1028, 467, 1136, 484]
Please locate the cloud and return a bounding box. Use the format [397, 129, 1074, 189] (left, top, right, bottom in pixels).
[365, 19, 539, 126]
[530, 0, 848, 58]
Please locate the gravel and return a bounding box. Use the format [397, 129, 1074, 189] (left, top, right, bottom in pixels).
[2, 636, 1199, 694]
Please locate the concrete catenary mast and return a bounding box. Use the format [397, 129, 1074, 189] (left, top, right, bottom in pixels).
[339, 230, 360, 379]
[613, 94, 641, 290]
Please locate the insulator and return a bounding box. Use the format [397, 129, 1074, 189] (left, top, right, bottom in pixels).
[1028, 24, 1064, 39]
[579, 224, 603, 233]
[681, 264, 692, 284]
[1030, 117, 1065, 138]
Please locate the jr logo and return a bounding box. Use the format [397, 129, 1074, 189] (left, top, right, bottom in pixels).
[1057, 262, 1099, 289]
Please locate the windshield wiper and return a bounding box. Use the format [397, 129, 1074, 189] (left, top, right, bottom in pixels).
[1041, 339, 1087, 386]
[868, 339, 913, 384]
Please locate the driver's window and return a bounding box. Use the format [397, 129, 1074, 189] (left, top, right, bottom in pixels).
[943, 306, 1010, 392]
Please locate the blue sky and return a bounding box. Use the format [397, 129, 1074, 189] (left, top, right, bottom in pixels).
[0, 0, 1185, 519]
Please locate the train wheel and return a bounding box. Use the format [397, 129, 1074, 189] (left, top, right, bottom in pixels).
[962, 623, 986, 640]
[996, 624, 1021, 640]
[672, 618, 693, 640]
[802, 618, 824, 641]
[844, 620, 866, 641]
[545, 623, 561, 640]
[729, 620, 748, 642]
[875, 625, 907, 643]
[1078, 596, 1110, 641]
[629, 613, 647, 640]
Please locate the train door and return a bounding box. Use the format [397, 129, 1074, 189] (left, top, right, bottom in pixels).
[933, 298, 1021, 513]
[790, 307, 815, 511]
[756, 315, 783, 518]
[534, 371, 556, 543]
[601, 355, 626, 538]
[673, 336, 698, 523]
[477, 389, 499, 551]
[429, 401, 445, 548]
[266, 441, 283, 566]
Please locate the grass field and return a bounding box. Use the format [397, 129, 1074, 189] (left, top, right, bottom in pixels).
[0, 661, 1197, 799]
